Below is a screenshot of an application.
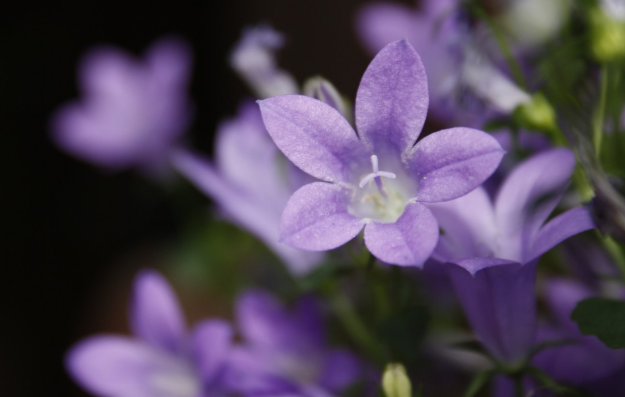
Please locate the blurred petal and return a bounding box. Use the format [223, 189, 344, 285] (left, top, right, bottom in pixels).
[444, 259, 538, 365]
[280, 182, 365, 251]
[131, 270, 186, 355]
[258, 95, 368, 183]
[356, 3, 426, 54]
[527, 207, 595, 262]
[66, 336, 199, 397]
[364, 202, 438, 267]
[494, 148, 575, 260]
[428, 187, 497, 261]
[171, 148, 323, 275]
[408, 127, 505, 203]
[355, 40, 428, 154]
[146, 37, 192, 87]
[319, 349, 361, 391]
[192, 320, 232, 385]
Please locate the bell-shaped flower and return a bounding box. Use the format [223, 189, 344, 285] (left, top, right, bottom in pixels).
[224, 290, 362, 396]
[428, 148, 595, 365]
[66, 270, 232, 397]
[171, 101, 324, 276]
[258, 40, 504, 267]
[51, 38, 193, 171]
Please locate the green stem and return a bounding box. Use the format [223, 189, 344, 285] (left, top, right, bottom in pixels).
[329, 288, 386, 364]
[602, 234, 625, 283]
[471, 4, 527, 90]
[594, 66, 609, 158]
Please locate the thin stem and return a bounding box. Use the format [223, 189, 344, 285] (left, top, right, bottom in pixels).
[594, 66, 609, 157]
[329, 288, 386, 365]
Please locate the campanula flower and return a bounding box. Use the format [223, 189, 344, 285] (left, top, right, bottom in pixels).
[224, 290, 361, 396]
[66, 270, 232, 397]
[258, 40, 504, 267]
[428, 148, 595, 365]
[52, 38, 193, 171]
[171, 102, 323, 275]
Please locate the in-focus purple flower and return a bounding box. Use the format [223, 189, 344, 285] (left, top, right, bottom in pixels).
[66, 270, 231, 397]
[258, 40, 504, 267]
[230, 25, 299, 99]
[171, 101, 324, 276]
[224, 290, 361, 396]
[428, 148, 595, 365]
[52, 38, 193, 171]
[355, 0, 532, 127]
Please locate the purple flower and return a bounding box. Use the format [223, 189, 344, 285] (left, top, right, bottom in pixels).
[224, 290, 361, 396]
[171, 101, 324, 276]
[66, 270, 231, 397]
[52, 38, 193, 171]
[258, 40, 504, 267]
[355, 1, 532, 127]
[428, 148, 595, 364]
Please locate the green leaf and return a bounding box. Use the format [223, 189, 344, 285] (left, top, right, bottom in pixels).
[571, 297, 625, 349]
[464, 368, 498, 397]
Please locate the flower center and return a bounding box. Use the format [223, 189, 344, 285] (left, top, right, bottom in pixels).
[350, 155, 410, 223]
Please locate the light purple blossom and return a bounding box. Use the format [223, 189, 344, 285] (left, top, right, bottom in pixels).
[355, 0, 531, 127]
[428, 148, 595, 365]
[171, 102, 323, 276]
[258, 40, 504, 267]
[224, 290, 361, 396]
[66, 270, 231, 397]
[52, 38, 193, 171]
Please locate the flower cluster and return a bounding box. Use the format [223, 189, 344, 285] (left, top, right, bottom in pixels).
[52, 1, 625, 396]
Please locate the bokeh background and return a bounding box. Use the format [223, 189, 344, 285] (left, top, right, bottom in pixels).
[3, 0, 386, 394]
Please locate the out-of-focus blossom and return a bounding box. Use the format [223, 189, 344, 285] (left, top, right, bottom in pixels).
[355, 0, 534, 128]
[171, 101, 324, 276]
[224, 290, 361, 396]
[230, 25, 299, 99]
[428, 149, 595, 365]
[52, 38, 193, 171]
[494, 0, 572, 51]
[66, 270, 232, 397]
[533, 279, 625, 386]
[259, 40, 504, 266]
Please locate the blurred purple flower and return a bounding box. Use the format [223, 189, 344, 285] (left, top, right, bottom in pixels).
[533, 279, 625, 386]
[428, 148, 595, 365]
[52, 38, 193, 171]
[230, 25, 299, 99]
[258, 40, 504, 267]
[355, 0, 531, 127]
[171, 101, 324, 276]
[224, 290, 361, 396]
[66, 270, 231, 397]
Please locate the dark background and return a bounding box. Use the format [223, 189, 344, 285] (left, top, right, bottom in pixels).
[2, 0, 385, 394]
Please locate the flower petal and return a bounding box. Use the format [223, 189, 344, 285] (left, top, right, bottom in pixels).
[319, 349, 361, 392]
[355, 40, 428, 154]
[192, 319, 232, 386]
[427, 187, 497, 262]
[527, 207, 595, 263]
[66, 336, 199, 397]
[408, 127, 505, 203]
[494, 148, 575, 260]
[131, 270, 186, 355]
[258, 95, 368, 183]
[280, 182, 365, 251]
[364, 202, 438, 267]
[444, 259, 537, 365]
[171, 148, 324, 275]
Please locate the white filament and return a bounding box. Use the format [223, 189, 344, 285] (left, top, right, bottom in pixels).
[359, 155, 396, 188]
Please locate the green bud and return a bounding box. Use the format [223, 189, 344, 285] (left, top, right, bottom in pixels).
[589, 7, 625, 62]
[513, 92, 559, 137]
[382, 363, 412, 397]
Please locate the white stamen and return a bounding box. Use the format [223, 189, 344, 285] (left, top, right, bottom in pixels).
[359, 155, 396, 188]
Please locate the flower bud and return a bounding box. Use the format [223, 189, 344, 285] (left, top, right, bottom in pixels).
[513, 93, 559, 136]
[303, 76, 349, 119]
[382, 363, 411, 397]
[589, 7, 625, 62]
